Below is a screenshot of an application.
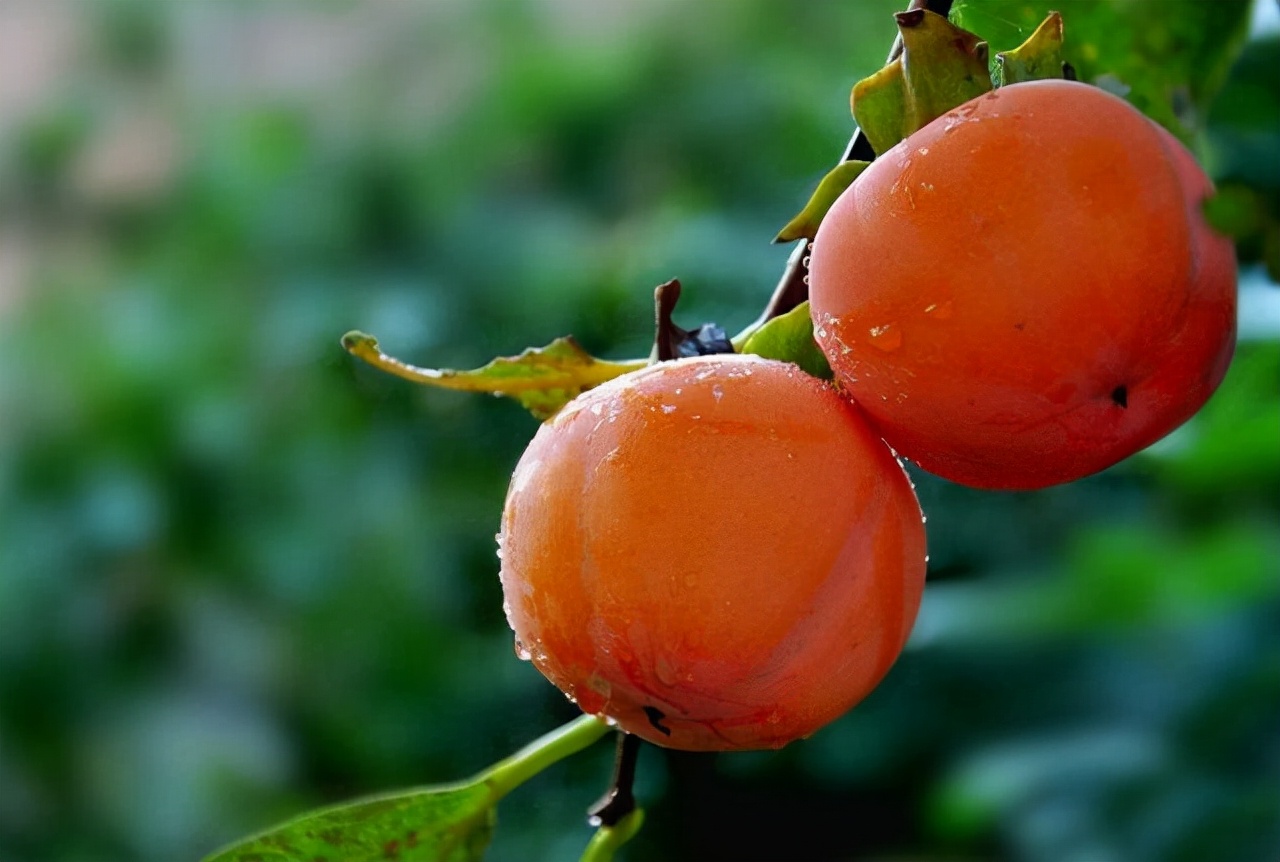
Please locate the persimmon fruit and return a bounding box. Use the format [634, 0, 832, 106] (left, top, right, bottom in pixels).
[809, 79, 1237, 490]
[498, 354, 927, 751]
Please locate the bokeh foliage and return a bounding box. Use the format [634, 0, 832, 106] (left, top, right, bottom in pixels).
[0, 2, 1276, 861]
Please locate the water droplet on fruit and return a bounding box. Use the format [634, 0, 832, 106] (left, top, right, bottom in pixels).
[513, 637, 532, 661]
[588, 815, 604, 828]
[802, 255, 811, 268]
[924, 300, 953, 320]
[920, 182, 935, 192]
[712, 384, 724, 402]
[662, 404, 677, 414]
[917, 147, 929, 155]
[590, 403, 603, 416]
[867, 324, 902, 352]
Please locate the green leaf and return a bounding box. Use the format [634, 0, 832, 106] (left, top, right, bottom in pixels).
[951, 0, 1253, 139]
[776, 160, 871, 242]
[342, 331, 647, 421]
[995, 12, 1067, 85]
[205, 715, 611, 862]
[740, 302, 833, 381]
[203, 782, 496, 862]
[851, 9, 993, 156]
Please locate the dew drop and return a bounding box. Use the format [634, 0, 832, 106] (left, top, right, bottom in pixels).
[917, 147, 929, 155]
[712, 384, 724, 402]
[661, 404, 677, 414]
[924, 300, 953, 320]
[867, 323, 903, 352]
[513, 637, 532, 661]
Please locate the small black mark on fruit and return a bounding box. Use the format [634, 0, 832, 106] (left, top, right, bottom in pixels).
[643, 706, 672, 736]
[1013, 322, 1025, 331]
[1111, 385, 1128, 408]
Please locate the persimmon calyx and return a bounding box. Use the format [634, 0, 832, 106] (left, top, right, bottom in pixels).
[851, 9, 992, 157]
[341, 331, 646, 421]
[997, 11, 1070, 85]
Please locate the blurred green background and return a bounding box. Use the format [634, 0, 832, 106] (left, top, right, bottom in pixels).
[0, 2, 1277, 861]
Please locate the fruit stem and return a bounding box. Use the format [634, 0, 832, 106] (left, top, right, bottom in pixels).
[752, 0, 953, 329]
[580, 808, 646, 862]
[587, 732, 642, 827]
[653, 279, 735, 360]
[479, 714, 611, 801]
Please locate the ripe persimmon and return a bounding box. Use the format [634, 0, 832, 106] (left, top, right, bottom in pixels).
[498, 354, 926, 751]
[809, 79, 1237, 490]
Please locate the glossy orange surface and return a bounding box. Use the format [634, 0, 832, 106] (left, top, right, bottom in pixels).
[499, 355, 927, 750]
[809, 80, 1237, 489]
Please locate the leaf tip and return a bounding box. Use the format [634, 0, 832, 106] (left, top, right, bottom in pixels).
[341, 330, 377, 353]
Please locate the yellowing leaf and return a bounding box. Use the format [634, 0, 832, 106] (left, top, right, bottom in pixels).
[341, 332, 647, 420]
[776, 160, 871, 243]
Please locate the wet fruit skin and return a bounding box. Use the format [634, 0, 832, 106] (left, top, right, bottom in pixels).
[498, 354, 927, 751]
[809, 79, 1237, 490]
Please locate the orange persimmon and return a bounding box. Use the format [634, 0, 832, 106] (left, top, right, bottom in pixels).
[498, 354, 926, 751]
[809, 79, 1236, 489]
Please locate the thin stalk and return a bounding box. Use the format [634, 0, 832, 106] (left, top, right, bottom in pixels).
[580, 809, 646, 862]
[480, 714, 611, 801]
